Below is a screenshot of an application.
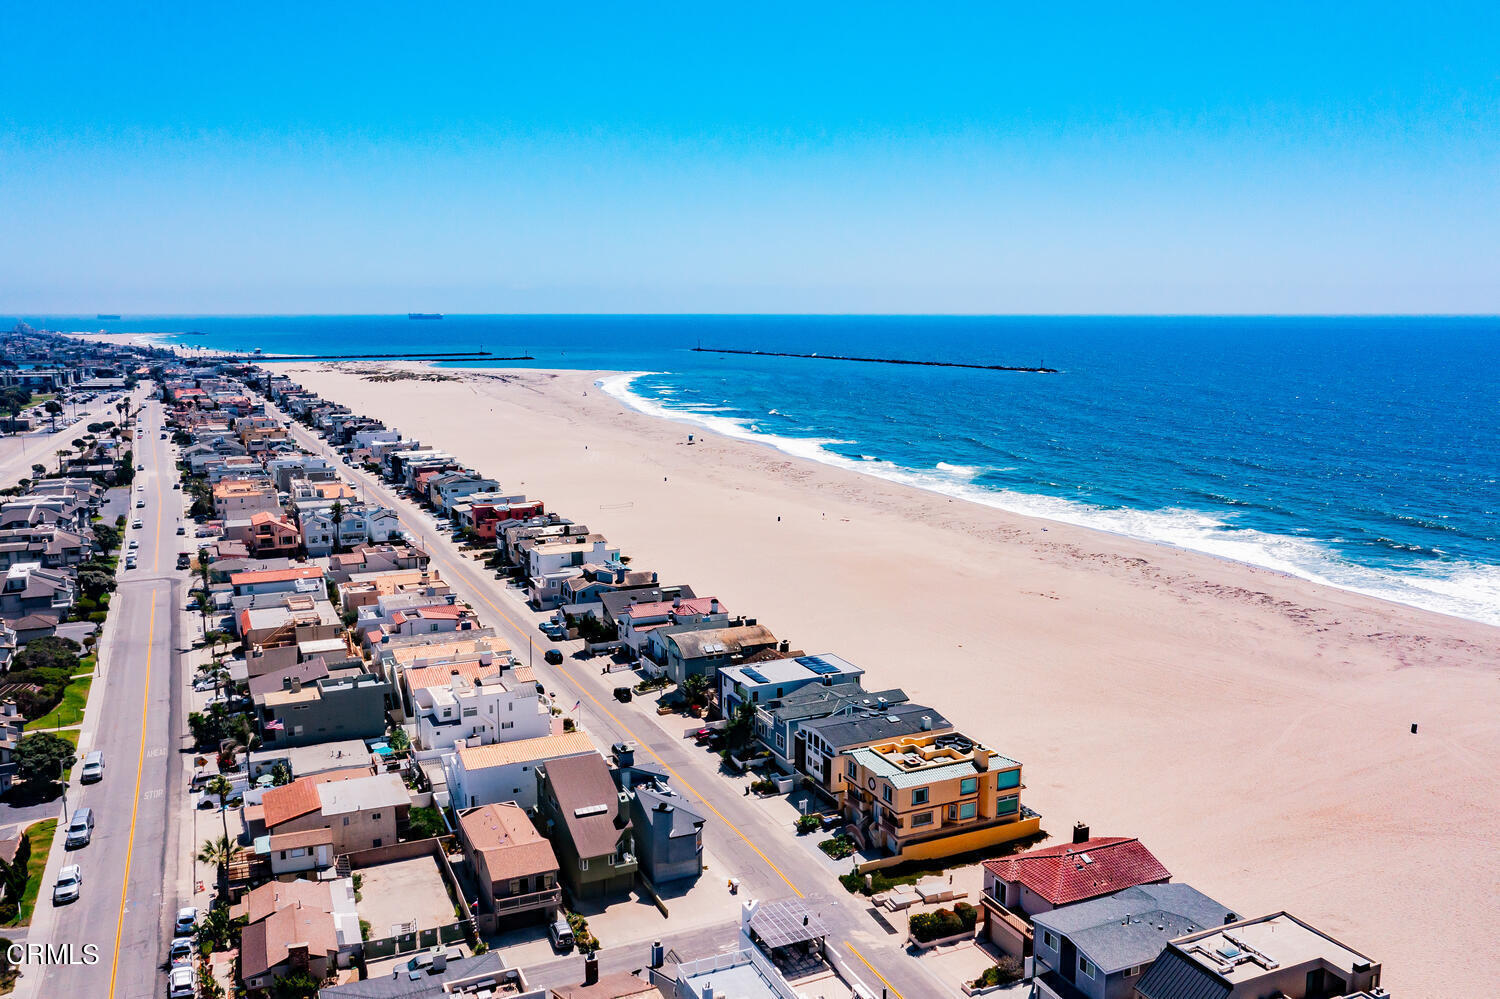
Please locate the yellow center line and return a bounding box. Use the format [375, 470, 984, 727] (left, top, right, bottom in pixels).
[108, 589, 155, 999]
[332, 444, 806, 898]
[110, 404, 161, 998]
[847, 942, 905, 999]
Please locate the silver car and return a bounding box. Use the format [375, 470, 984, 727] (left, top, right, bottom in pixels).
[52, 865, 82, 905]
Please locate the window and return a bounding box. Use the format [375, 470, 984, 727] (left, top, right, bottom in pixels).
[1079, 957, 1095, 979]
[462, 707, 477, 717]
[579, 858, 589, 870]
[911, 788, 929, 805]
[996, 768, 1021, 790]
[509, 879, 522, 894]
[960, 777, 978, 795]
[845, 760, 857, 779]
[911, 811, 933, 827]
[882, 785, 892, 803]
[1128, 965, 1143, 977]
[1042, 930, 1057, 950]
[996, 794, 1019, 815]
[342, 817, 350, 826]
[958, 800, 977, 820]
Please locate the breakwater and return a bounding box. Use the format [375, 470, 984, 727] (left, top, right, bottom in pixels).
[691, 346, 1057, 373]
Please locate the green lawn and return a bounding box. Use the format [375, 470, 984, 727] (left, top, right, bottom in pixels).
[4, 818, 59, 927]
[24, 677, 92, 731]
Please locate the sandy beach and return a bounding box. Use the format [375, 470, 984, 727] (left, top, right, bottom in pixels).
[285, 362, 1496, 995]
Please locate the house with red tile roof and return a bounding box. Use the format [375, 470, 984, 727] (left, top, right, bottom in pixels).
[979, 825, 1173, 961]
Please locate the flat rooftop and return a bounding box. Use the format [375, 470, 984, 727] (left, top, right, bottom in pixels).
[1174, 912, 1376, 981]
[355, 855, 456, 940]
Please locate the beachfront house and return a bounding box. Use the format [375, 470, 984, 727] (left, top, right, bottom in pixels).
[660, 621, 781, 688]
[525, 533, 620, 609]
[797, 697, 950, 800]
[403, 655, 550, 750]
[1133, 912, 1385, 999]
[1030, 883, 1238, 999]
[717, 652, 864, 724]
[839, 730, 1040, 868]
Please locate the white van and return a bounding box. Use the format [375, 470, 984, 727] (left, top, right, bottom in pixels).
[81, 751, 105, 783]
[65, 808, 94, 848]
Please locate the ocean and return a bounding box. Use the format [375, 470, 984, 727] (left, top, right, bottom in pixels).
[19, 314, 1500, 624]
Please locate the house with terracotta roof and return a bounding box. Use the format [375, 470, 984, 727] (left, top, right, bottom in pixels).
[979, 825, 1172, 961]
[212, 478, 280, 519]
[441, 731, 597, 811]
[259, 771, 411, 855]
[242, 511, 299, 558]
[457, 802, 561, 931]
[230, 564, 326, 597]
[535, 752, 637, 899]
[235, 877, 360, 995]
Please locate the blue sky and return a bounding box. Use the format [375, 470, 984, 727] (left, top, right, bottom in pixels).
[2, 2, 1496, 314]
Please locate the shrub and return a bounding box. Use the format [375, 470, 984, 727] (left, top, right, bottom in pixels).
[909, 903, 978, 942]
[975, 957, 1024, 988]
[818, 835, 856, 860]
[795, 814, 821, 835]
[750, 778, 779, 795]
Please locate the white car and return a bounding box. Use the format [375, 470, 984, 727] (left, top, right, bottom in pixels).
[174, 906, 198, 936]
[167, 964, 195, 998]
[52, 865, 82, 905]
[132, 520, 143, 529]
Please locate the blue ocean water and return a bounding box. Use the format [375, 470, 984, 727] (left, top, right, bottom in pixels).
[18, 314, 1500, 623]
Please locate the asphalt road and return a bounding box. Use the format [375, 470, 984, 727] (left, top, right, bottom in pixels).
[274, 405, 944, 999]
[19, 395, 190, 999]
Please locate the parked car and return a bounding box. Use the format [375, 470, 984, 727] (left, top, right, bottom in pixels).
[167, 964, 195, 998]
[136, 500, 146, 508]
[65, 808, 95, 848]
[173, 907, 198, 936]
[52, 865, 82, 905]
[132, 519, 143, 529]
[177, 553, 191, 569]
[548, 917, 574, 951]
[544, 649, 564, 665]
[613, 687, 633, 703]
[176, 525, 186, 534]
[80, 751, 105, 783]
[168, 937, 194, 966]
[172, 481, 181, 489]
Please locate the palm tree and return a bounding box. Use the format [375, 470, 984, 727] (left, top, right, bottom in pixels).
[196, 834, 234, 885]
[206, 775, 234, 844]
[54, 448, 71, 474]
[329, 500, 345, 555]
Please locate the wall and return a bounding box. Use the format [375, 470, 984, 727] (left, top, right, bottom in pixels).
[855, 814, 1042, 872]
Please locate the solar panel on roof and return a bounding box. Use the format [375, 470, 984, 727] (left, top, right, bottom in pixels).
[798, 655, 841, 675]
[741, 667, 770, 684]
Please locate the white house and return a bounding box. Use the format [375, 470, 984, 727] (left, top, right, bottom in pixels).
[718, 653, 865, 720]
[405, 657, 550, 751]
[618, 596, 729, 660]
[525, 534, 620, 609]
[441, 731, 596, 811]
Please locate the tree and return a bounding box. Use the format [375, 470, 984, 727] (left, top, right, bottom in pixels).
[406, 805, 446, 839]
[13, 732, 76, 787]
[387, 727, 410, 755]
[329, 500, 345, 554]
[54, 448, 71, 474]
[196, 834, 234, 884]
[272, 969, 325, 999]
[725, 702, 757, 750]
[270, 761, 292, 786]
[29, 463, 45, 481]
[681, 673, 710, 708]
[77, 570, 116, 601]
[206, 775, 234, 844]
[44, 399, 62, 430]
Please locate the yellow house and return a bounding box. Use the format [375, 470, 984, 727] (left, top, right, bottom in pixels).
[840, 732, 1039, 871]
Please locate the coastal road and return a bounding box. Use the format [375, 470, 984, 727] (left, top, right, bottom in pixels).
[19, 395, 189, 999]
[273, 403, 947, 999]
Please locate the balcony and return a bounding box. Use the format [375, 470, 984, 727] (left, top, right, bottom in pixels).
[492, 884, 562, 913]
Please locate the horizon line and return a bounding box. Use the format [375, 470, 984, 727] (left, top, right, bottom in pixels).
[7, 311, 1498, 320]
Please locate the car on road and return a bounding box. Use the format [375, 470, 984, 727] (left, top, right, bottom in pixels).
[132, 518, 143, 528]
[174, 906, 198, 935]
[613, 687, 633, 703]
[125, 555, 138, 570]
[65, 808, 95, 847]
[167, 964, 195, 998]
[136, 463, 145, 470]
[168, 936, 194, 966]
[80, 751, 105, 783]
[176, 525, 186, 535]
[136, 499, 146, 508]
[172, 481, 181, 489]
[544, 649, 564, 665]
[52, 865, 82, 905]
[136, 484, 145, 491]
[177, 553, 191, 569]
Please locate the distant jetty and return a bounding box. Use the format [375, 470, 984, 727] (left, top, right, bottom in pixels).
[691, 346, 1057, 373]
[96, 314, 121, 320]
[408, 313, 444, 320]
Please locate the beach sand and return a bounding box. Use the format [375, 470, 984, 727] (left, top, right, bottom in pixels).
[289, 362, 1498, 995]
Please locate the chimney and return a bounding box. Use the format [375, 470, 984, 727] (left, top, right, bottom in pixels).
[778, 639, 790, 654]
[1073, 821, 1090, 845]
[740, 897, 759, 935]
[710, 598, 720, 614]
[650, 940, 664, 969]
[583, 953, 599, 986]
[672, 596, 682, 609]
[972, 747, 991, 771]
[920, 714, 933, 731]
[288, 677, 302, 693]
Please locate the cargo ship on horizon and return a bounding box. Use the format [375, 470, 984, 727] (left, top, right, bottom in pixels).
[407, 313, 444, 320]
